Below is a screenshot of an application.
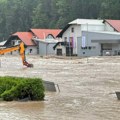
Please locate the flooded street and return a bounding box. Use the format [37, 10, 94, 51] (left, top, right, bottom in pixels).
[0, 55, 120, 120]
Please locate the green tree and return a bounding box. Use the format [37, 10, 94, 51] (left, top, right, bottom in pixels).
[100, 0, 120, 19]
[0, 0, 120, 41]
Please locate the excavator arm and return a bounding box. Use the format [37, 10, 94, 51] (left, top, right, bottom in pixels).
[0, 42, 33, 67]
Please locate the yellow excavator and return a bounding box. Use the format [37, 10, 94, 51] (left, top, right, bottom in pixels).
[0, 42, 33, 67]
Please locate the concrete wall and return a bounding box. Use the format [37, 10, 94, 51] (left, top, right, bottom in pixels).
[77, 37, 100, 57]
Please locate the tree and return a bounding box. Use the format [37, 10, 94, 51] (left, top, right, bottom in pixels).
[100, 0, 120, 19]
[0, 0, 120, 41]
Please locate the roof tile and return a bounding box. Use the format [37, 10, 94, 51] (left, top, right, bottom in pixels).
[30, 29, 61, 39]
[13, 32, 35, 46]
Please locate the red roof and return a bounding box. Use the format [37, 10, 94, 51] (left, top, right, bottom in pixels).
[13, 32, 35, 46]
[104, 20, 120, 32]
[30, 29, 61, 39]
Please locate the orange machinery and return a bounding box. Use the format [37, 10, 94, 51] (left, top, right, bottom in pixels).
[0, 42, 33, 67]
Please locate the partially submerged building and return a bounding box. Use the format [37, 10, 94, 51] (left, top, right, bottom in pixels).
[4, 32, 37, 55]
[56, 19, 120, 57]
[4, 29, 61, 56]
[34, 38, 59, 56]
[56, 19, 104, 56]
[32, 29, 61, 56]
[78, 31, 120, 56]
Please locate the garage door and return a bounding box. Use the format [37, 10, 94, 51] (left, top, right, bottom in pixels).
[101, 44, 112, 50]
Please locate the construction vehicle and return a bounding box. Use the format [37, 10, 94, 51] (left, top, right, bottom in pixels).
[0, 42, 33, 67]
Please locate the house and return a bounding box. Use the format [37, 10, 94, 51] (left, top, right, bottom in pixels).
[56, 18, 120, 57]
[56, 19, 105, 56]
[4, 29, 61, 56]
[4, 32, 37, 55]
[31, 29, 62, 56]
[77, 19, 120, 57]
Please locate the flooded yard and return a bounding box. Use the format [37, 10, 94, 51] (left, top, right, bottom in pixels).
[0, 55, 120, 120]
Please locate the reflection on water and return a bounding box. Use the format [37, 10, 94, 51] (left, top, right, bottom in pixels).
[1, 56, 120, 120]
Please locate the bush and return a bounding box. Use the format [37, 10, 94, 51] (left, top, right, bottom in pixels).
[0, 76, 45, 101]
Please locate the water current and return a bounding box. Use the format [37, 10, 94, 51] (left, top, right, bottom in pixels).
[0, 56, 120, 120]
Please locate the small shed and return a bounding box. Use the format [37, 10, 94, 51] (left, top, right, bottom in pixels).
[34, 38, 58, 56]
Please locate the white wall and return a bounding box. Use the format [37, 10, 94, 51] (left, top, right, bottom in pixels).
[25, 46, 37, 55]
[62, 25, 81, 54]
[81, 24, 105, 31]
[104, 22, 115, 32]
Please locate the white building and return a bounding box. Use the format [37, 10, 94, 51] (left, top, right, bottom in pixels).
[56, 19, 120, 56]
[57, 19, 105, 55]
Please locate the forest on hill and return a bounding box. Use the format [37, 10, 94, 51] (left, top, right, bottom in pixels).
[0, 0, 120, 41]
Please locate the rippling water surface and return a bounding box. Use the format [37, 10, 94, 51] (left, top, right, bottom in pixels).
[0, 56, 120, 120]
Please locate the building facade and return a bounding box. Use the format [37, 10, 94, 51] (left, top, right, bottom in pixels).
[77, 31, 120, 57]
[57, 19, 105, 55]
[56, 19, 120, 57]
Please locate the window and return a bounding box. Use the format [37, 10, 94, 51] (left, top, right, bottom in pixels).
[69, 37, 74, 48]
[64, 37, 67, 46]
[71, 28, 74, 33]
[30, 49, 32, 53]
[64, 37, 67, 42]
[46, 34, 54, 39]
[83, 52, 85, 54]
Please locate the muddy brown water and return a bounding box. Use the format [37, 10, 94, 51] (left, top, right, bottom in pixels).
[0, 55, 120, 120]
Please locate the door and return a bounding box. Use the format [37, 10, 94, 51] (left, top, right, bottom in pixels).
[66, 47, 73, 56]
[57, 49, 62, 56]
[101, 43, 112, 56]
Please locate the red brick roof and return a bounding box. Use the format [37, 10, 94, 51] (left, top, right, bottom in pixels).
[13, 32, 35, 46]
[30, 29, 61, 39]
[104, 20, 120, 32]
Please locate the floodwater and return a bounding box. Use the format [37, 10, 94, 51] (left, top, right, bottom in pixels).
[0, 55, 120, 120]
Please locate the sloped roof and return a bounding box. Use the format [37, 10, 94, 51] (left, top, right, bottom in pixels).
[57, 19, 104, 37]
[0, 40, 7, 46]
[69, 19, 104, 25]
[30, 29, 61, 39]
[13, 32, 35, 46]
[104, 20, 120, 32]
